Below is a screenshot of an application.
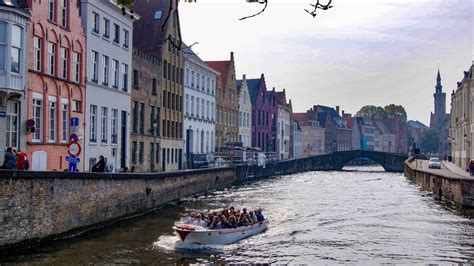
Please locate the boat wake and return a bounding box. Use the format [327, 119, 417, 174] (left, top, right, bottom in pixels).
[153, 235, 224, 253]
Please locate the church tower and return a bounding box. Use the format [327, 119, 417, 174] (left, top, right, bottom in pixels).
[433, 69, 446, 124]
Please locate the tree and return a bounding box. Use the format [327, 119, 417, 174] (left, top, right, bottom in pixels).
[356, 105, 387, 119]
[384, 104, 407, 123]
[419, 128, 440, 154]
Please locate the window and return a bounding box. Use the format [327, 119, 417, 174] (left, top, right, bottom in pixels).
[34, 37, 42, 71]
[47, 42, 56, 75]
[33, 98, 43, 141]
[133, 69, 139, 87]
[122, 63, 128, 92]
[131, 141, 137, 165]
[0, 22, 6, 70]
[111, 109, 118, 144]
[89, 105, 97, 142]
[155, 143, 160, 164]
[73, 100, 81, 112]
[139, 142, 144, 165]
[60, 0, 68, 28]
[60, 47, 68, 79]
[48, 0, 56, 22]
[91, 51, 98, 82]
[180, 68, 183, 85]
[150, 106, 155, 134]
[201, 99, 205, 118]
[196, 97, 200, 117]
[113, 23, 120, 44]
[191, 71, 194, 88]
[191, 96, 194, 116]
[185, 95, 189, 115]
[61, 102, 68, 142]
[92, 12, 99, 34]
[123, 29, 129, 48]
[139, 102, 144, 134]
[112, 59, 119, 88]
[152, 78, 157, 95]
[197, 73, 200, 89]
[73, 52, 80, 82]
[132, 101, 138, 133]
[103, 18, 110, 38]
[6, 101, 19, 148]
[49, 100, 56, 142]
[102, 55, 109, 86]
[163, 60, 167, 79]
[101, 107, 108, 143]
[185, 69, 189, 85]
[11, 25, 22, 74]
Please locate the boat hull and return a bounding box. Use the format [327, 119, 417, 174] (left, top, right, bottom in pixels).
[173, 221, 268, 245]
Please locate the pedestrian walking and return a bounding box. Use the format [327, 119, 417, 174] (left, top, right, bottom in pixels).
[469, 159, 474, 176]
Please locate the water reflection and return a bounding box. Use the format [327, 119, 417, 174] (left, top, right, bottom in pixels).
[5, 166, 474, 264]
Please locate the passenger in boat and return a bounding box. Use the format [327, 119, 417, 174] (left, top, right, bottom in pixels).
[182, 212, 196, 224]
[227, 216, 238, 228]
[238, 214, 249, 227]
[249, 211, 258, 224]
[255, 209, 265, 222]
[192, 214, 207, 227]
[208, 216, 222, 229]
[219, 215, 229, 228]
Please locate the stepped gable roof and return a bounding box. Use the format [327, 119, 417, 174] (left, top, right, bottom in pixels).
[133, 0, 181, 58]
[205, 61, 230, 88]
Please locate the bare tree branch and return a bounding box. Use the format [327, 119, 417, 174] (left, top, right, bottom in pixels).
[239, 0, 268, 21]
[304, 0, 333, 18]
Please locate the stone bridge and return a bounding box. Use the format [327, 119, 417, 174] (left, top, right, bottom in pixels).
[306, 150, 408, 172]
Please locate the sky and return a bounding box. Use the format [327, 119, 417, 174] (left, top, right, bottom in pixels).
[179, 0, 473, 125]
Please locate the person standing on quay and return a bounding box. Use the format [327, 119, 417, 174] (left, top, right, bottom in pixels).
[92, 155, 106, 172]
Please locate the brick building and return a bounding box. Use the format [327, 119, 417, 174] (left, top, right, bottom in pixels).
[205, 52, 239, 151]
[310, 105, 351, 153]
[22, 0, 86, 171]
[133, 0, 184, 171]
[131, 49, 161, 172]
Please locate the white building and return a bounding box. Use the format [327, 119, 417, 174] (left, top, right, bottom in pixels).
[81, 0, 138, 171]
[237, 75, 252, 148]
[276, 89, 292, 160]
[183, 44, 217, 169]
[291, 121, 302, 159]
[0, 3, 29, 160]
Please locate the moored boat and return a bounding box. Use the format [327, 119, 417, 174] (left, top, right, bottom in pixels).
[173, 220, 269, 245]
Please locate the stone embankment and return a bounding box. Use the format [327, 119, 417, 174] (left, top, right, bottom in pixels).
[404, 157, 474, 208]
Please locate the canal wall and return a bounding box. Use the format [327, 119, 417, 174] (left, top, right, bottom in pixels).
[0, 167, 236, 249]
[404, 157, 474, 208]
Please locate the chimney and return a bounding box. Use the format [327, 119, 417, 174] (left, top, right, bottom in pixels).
[261, 73, 264, 79]
[230, 51, 234, 61]
[272, 87, 275, 92]
[243, 74, 246, 80]
[342, 110, 345, 117]
[336, 106, 340, 115]
[283, 88, 286, 94]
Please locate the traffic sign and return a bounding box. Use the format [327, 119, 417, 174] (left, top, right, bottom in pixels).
[70, 117, 80, 127]
[67, 141, 81, 157]
[69, 134, 79, 142]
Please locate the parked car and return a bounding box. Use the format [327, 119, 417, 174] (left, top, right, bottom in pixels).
[428, 157, 441, 169]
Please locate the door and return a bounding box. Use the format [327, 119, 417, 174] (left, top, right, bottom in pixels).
[32, 151, 47, 171]
[120, 110, 127, 168]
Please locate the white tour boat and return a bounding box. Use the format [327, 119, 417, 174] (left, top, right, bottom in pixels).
[173, 220, 269, 245]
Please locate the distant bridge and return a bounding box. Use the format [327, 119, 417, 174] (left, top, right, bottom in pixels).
[306, 150, 408, 172]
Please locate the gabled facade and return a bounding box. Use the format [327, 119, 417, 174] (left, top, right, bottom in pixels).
[133, 0, 184, 171]
[237, 75, 252, 148]
[293, 112, 325, 157]
[276, 89, 292, 160]
[312, 105, 351, 153]
[183, 44, 217, 168]
[0, 2, 30, 161]
[247, 74, 278, 153]
[205, 52, 239, 151]
[130, 49, 161, 172]
[81, 0, 138, 172]
[23, 0, 86, 171]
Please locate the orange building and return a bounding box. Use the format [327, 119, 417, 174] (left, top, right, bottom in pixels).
[22, 0, 86, 170]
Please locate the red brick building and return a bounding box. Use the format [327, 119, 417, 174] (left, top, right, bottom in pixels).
[22, 0, 86, 170]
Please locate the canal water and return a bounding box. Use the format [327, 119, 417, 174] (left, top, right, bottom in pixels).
[5, 166, 474, 264]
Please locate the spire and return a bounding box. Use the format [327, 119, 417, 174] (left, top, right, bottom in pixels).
[435, 68, 442, 93]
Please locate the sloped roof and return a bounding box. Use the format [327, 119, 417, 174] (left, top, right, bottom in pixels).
[293, 113, 310, 126]
[317, 112, 328, 127]
[133, 0, 181, 59]
[205, 61, 230, 89]
[373, 119, 393, 135]
[182, 43, 205, 65]
[407, 120, 428, 129]
[246, 78, 263, 104]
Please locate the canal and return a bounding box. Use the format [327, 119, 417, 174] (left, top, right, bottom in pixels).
[5, 166, 474, 264]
